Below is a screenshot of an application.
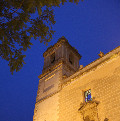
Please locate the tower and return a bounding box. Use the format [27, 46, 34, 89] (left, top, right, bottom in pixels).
[33, 37, 81, 121]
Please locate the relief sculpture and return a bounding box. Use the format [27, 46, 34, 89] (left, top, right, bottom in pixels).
[78, 99, 99, 121]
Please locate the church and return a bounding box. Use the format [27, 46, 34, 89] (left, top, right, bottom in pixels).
[33, 37, 120, 121]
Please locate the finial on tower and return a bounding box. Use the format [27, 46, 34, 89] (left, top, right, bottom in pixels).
[98, 51, 104, 57]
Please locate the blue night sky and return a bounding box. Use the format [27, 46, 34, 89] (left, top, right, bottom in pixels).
[0, 0, 120, 121]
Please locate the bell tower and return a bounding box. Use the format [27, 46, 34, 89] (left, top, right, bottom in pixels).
[33, 37, 81, 121]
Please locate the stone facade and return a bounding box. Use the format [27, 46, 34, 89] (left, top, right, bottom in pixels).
[33, 37, 120, 121]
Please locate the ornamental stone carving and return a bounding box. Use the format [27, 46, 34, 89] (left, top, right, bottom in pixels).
[78, 99, 99, 121]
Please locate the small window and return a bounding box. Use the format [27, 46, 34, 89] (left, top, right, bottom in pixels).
[69, 53, 74, 65]
[51, 52, 55, 63]
[84, 89, 92, 102]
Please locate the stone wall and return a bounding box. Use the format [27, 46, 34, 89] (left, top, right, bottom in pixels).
[58, 53, 120, 121]
[33, 93, 59, 121]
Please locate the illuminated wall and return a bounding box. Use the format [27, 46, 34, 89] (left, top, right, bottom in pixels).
[58, 47, 120, 121]
[33, 38, 120, 121]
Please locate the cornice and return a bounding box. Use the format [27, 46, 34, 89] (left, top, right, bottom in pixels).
[38, 61, 63, 79]
[43, 37, 81, 59]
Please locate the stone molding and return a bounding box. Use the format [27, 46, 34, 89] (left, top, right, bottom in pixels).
[43, 37, 81, 59]
[78, 99, 99, 121]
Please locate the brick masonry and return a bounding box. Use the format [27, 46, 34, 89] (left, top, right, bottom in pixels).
[58, 52, 120, 121]
[33, 38, 120, 121]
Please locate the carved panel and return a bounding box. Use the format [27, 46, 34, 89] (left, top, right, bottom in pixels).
[79, 100, 99, 121]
